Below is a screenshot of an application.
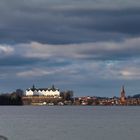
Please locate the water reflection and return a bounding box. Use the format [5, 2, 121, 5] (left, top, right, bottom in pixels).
[0, 136, 8, 140]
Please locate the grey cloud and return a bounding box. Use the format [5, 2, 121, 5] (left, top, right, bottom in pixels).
[15, 38, 140, 61]
[0, 37, 140, 68]
[0, 55, 71, 67]
[0, 1, 140, 44]
[0, 56, 40, 66]
[0, 49, 140, 96]
[64, 8, 140, 35]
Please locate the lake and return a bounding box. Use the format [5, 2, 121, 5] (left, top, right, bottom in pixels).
[0, 106, 139, 140]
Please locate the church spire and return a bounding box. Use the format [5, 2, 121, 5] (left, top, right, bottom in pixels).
[121, 85, 125, 97]
[120, 85, 126, 104]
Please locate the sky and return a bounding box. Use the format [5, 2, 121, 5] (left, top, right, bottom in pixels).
[0, 0, 140, 97]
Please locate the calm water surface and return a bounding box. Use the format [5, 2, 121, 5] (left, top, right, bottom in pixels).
[0, 106, 139, 140]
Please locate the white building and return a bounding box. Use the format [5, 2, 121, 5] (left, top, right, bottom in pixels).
[25, 85, 60, 97]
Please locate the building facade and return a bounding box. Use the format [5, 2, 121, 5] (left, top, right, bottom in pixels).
[25, 85, 60, 97]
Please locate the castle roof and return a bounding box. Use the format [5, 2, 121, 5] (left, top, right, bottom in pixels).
[26, 85, 59, 91]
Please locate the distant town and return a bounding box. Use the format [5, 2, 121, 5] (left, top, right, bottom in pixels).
[0, 85, 140, 106]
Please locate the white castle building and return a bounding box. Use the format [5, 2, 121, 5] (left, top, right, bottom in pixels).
[25, 85, 60, 97]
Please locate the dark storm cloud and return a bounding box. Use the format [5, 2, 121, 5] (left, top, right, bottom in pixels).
[68, 8, 140, 35]
[0, 0, 140, 44]
[0, 56, 40, 66]
[0, 54, 70, 67]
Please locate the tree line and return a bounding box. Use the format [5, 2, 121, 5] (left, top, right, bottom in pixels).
[0, 89, 23, 105]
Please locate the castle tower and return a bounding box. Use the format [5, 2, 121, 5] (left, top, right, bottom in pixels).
[120, 85, 126, 104]
[32, 84, 36, 91]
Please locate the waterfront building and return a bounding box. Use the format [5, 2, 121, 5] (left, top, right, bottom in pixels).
[25, 85, 60, 97]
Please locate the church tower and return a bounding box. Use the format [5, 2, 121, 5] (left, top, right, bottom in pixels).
[120, 85, 126, 104]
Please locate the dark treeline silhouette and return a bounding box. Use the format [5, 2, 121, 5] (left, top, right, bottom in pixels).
[133, 94, 140, 98]
[60, 90, 73, 101]
[60, 90, 74, 105]
[0, 89, 23, 105]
